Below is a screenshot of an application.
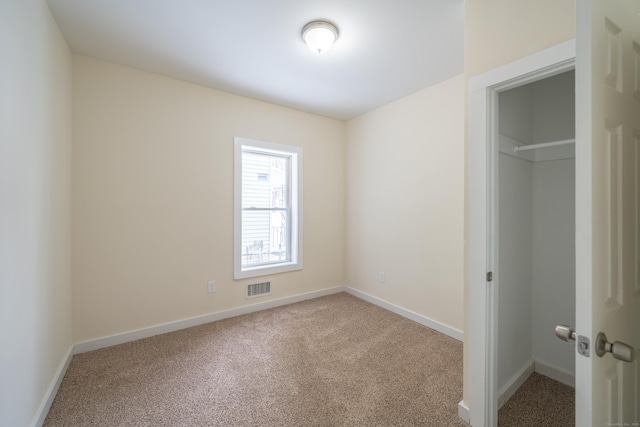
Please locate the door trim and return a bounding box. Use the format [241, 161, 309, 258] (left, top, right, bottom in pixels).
[467, 39, 575, 427]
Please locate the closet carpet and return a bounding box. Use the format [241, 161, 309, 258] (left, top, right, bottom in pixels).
[44, 292, 468, 426]
[498, 372, 575, 426]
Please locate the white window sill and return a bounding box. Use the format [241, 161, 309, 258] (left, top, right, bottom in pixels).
[234, 261, 303, 280]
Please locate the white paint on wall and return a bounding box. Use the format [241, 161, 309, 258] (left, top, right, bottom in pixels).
[497, 84, 534, 392]
[498, 84, 533, 146]
[497, 153, 533, 391]
[497, 71, 575, 394]
[0, 1, 73, 425]
[531, 159, 576, 375]
[530, 71, 576, 378]
[345, 74, 465, 332]
[531, 71, 575, 145]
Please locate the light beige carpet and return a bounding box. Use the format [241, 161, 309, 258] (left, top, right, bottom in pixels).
[45, 292, 467, 426]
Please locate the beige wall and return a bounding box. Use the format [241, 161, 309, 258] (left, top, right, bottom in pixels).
[345, 74, 465, 332]
[465, 0, 575, 79]
[72, 55, 346, 342]
[0, 1, 580, 422]
[0, 1, 72, 425]
[462, 0, 576, 407]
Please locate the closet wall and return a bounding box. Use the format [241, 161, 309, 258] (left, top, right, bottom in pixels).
[498, 84, 533, 391]
[497, 71, 575, 396]
[530, 72, 575, 380]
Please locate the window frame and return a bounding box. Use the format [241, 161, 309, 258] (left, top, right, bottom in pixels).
[233, 137, 303, 279]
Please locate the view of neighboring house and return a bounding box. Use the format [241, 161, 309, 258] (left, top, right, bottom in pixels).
[241, 150, 289, 267]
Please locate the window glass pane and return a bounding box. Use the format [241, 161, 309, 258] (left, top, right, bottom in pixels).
[242, 151, 289, 209]
[234, 137, 301, 279]
[241, 210, 289, 267]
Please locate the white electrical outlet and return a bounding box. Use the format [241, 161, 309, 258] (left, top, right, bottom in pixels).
[207, 281, 216, 293]
[379, 272, 385, 283]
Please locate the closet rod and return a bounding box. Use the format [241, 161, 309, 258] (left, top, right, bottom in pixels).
[514, 138, 575, 152]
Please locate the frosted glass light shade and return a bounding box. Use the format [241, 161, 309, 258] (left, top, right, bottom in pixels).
[302, 21, 338, 54]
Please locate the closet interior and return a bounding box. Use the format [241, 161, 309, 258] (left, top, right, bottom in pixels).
[496, 70, 576, 412]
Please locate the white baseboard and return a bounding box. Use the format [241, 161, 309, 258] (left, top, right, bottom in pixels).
[47, 286, 464, 423]
[32, 344, 73, 427]
[343, 287, 464, 341]
[74, 286, 346, 354]
[75, 285, 466, 355]
[458, 400, 470, 423]
[534, 360, 575, 388]
[498, 361, 535, 409]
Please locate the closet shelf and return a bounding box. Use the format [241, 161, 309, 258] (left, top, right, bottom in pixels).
[514, 138, 575, 153]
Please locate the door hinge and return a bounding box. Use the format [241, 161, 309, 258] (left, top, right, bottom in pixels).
[486, 271, 493, 282]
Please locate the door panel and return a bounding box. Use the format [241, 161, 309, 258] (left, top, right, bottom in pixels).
[604, 121, 622, 310]
[576, 1, 640, 425]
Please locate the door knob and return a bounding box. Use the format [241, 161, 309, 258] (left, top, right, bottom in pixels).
[556, 325, 590, 357]
[555, 325, 576, 342]
[595, 332, 635, 362]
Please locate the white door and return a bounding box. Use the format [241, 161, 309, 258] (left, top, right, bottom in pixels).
[575, 1, 640, 426]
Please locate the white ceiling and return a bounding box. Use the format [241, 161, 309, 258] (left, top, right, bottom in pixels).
[47, 0, 464, 120]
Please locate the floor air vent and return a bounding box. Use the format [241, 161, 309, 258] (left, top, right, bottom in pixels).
[247, 281, 271, 298]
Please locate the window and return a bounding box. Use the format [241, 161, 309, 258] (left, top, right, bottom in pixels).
[234, 137, 302, 279]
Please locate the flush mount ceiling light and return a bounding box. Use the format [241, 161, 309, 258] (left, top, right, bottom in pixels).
[302, 21, 339, 54]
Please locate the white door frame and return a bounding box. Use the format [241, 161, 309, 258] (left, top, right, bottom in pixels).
[468, 39, 576, 427]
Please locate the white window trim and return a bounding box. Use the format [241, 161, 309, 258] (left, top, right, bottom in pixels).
[234, 137, 303, 280]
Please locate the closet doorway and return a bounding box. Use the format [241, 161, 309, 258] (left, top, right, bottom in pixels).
[469, 5, 640, 423]
[495, 71, 576, 424]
